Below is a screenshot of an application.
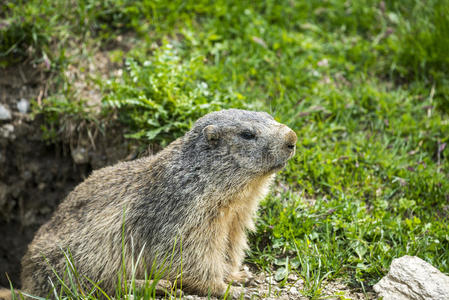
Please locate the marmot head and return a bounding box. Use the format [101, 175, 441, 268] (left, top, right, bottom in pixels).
[185, 109, 297, 178]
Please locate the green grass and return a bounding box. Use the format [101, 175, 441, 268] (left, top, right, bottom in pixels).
[3, 0, 449, 298]
[101, 42, 248, 145]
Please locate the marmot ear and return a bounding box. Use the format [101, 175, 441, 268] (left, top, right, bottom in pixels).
[202, 125, 220, 146]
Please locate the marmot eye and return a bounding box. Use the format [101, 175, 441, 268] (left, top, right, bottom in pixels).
[240, 130, 256, 140]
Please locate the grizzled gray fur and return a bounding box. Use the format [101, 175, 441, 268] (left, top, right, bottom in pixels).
[21, 109, 297, 298]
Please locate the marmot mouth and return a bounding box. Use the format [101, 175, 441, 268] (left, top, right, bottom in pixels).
[268, 161, 288, 173]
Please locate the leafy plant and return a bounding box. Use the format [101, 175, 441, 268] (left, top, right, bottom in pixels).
[101, 42, 246, 145]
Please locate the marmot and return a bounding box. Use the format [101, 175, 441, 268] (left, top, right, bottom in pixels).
[21, 109, 297, 298]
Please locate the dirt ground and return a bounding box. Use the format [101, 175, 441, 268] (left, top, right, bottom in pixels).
[0, 62, 130, 288]
[0, 63, 81, 287]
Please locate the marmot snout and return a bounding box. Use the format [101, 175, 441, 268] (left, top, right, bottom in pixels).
[269, 124, 297, 170]
[21, 109, 297, 298]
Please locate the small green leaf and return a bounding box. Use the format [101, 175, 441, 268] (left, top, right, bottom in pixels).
[274, 267, 288, 282]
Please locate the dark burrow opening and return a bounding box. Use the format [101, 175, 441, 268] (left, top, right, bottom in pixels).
[0, 114, 132, 288]
[0, 127, 86, 288]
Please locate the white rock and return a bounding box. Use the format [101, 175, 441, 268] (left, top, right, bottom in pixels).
[289, 286, 299, 296]
[71, 147, 89, 164]
[17, 98, 30, 113]
[265, 276, 274, 284]
[287, 273, 298, 282]
[0, 124, 14, 139]
[374, 255, 449, 300]
[0, 104, 11, 120]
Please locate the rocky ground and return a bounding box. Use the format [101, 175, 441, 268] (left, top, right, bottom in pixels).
[202, 272, 373, 299]
[153, 266, 375, 299]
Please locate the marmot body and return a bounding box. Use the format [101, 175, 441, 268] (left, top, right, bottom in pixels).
[21, 109, 297, 297]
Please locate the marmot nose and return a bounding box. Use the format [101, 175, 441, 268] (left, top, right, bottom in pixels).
[284, 127, 297, 152]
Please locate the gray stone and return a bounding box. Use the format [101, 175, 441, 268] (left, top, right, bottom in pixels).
[265, 276, 275, 284]
[71, 147, 89, 164]
[287, 273, 298, 282]
[0, 104, 11, 120]
[0, 124, 15, 139]
[17, 98, 30, 113]
[374, 255, 449, 300]
[289, 286, 299, 296]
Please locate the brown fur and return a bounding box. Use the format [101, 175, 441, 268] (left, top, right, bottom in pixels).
[21, 109, 296, 298]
